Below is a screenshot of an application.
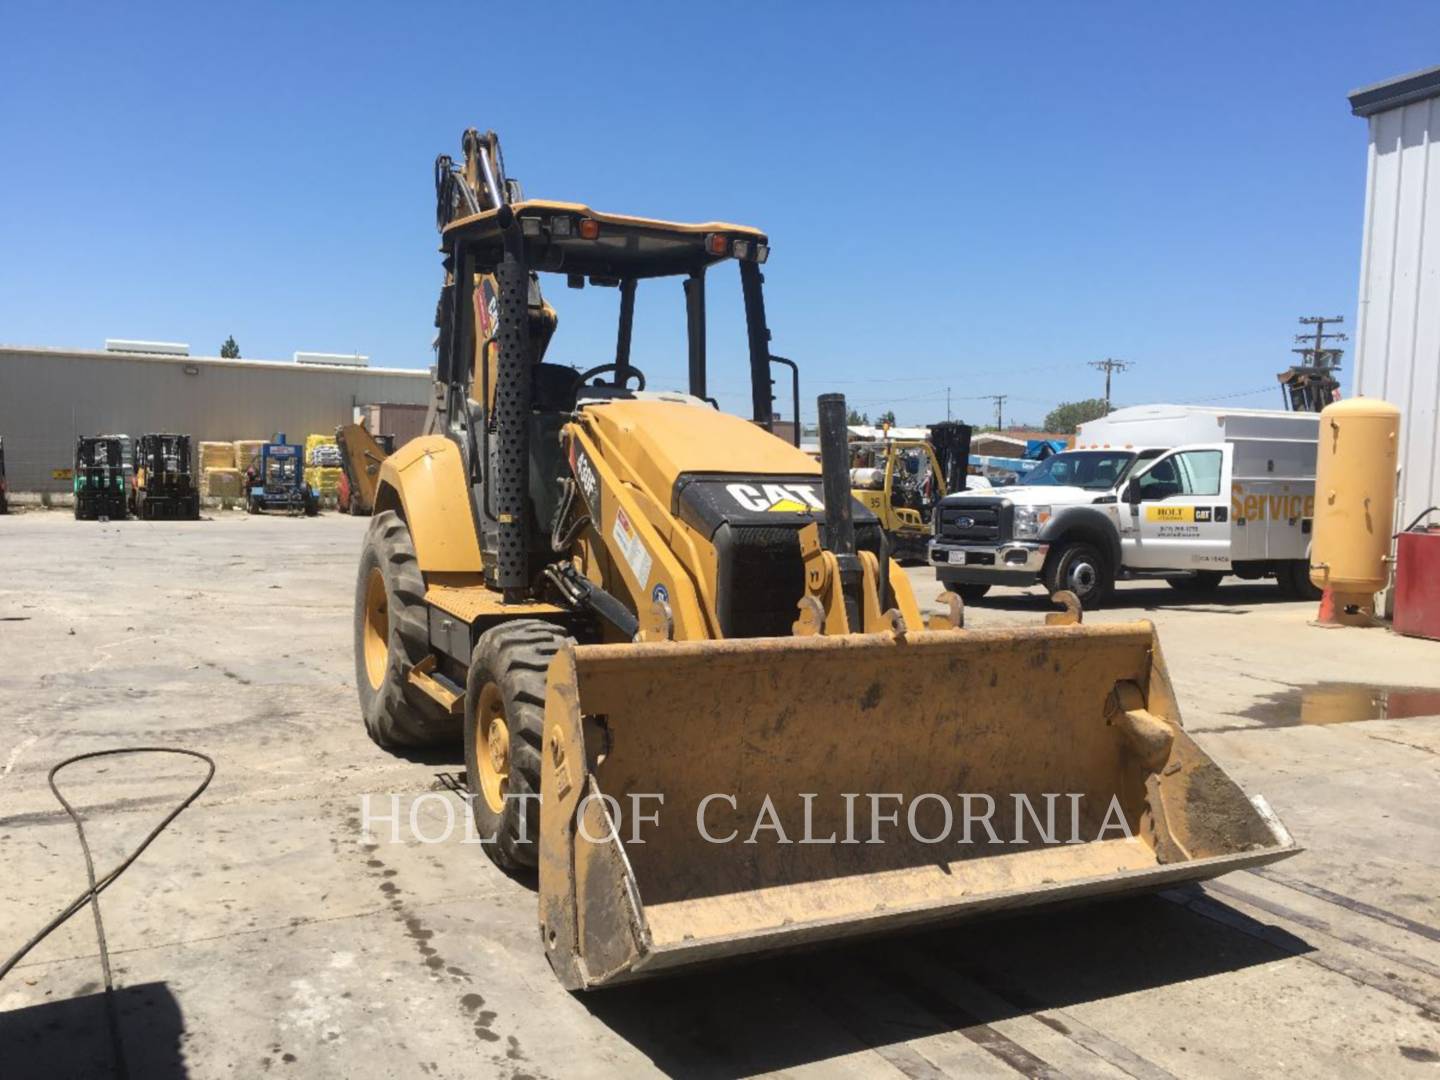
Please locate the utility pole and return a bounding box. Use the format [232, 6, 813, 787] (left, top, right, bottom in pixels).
[987, 394, 1007, 429]
[1279, 316, 1345, 412]
[1088, 358, 1131, 411]
[946, 386, 951, 423]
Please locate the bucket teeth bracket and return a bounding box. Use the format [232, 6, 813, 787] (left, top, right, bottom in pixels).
[792, 595, 825, 636]
[1046, 590, 1083, 625]
[638, 599, 674, 643]
[928, 590, 965, 631]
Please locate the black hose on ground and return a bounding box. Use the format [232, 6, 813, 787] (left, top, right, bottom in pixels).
[0, 747, 216, 1079]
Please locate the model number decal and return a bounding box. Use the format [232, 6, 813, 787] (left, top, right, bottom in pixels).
[572, 445, 600, 515]
[725, 482, 823, 513]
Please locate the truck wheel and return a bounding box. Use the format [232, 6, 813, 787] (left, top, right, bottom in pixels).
[1278, 560, 1321, 601]
[354, 510, 454, 748]
[1165, 571, 1224, 592]
[954, 583, 990, 604]
[464, 620, 569, 872]
[1044, 541, 1112, 608]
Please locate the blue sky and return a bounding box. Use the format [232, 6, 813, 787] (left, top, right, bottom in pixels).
[2, 1, 1436, 426]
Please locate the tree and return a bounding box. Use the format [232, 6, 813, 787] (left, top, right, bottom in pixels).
[1044, 398, 1109, 434]
[846, 408, 870, 426]
[876, 410, 896, 427]
[220, 335, 240, 359]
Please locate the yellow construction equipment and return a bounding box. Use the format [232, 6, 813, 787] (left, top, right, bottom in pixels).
[334, 423, 394, 516]
[354, 128, 1298, 990]
[849, 434, 948, 562]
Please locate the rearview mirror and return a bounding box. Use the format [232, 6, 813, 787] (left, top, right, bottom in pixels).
[1125, 480, 1143, 506]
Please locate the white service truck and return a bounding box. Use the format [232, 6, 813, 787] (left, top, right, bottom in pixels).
[928, 404, 1321, 607]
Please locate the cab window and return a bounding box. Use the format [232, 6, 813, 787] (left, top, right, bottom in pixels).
[1175, 450, 1222, 496]
[1137, 449, 1222, 499]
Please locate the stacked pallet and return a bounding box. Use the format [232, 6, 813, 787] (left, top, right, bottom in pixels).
[203, 469, 244, 498]
[233, 440, 266, 473]
[305, 433, 341, 466]
[198, 442, 242, 498]
[305, 466, 344, 495]
[199, 442, 235, 471]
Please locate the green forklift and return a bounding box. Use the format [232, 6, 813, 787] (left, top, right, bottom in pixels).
[74, 435, 129, 520]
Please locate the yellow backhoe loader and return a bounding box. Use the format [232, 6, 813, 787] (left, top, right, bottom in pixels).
[354, 129, 1298, 990]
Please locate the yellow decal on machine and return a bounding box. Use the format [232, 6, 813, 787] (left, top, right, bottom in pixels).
[1146, 505, 1194, 523]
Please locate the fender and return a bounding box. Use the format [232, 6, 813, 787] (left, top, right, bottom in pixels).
[373, 436, 483, 573]
[1039, 506, 1123, 569]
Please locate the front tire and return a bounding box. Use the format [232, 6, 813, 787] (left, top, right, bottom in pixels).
[354, 510, 453, 748]
[464, 620, 569, 872]
[1044, 541, 1113, 608]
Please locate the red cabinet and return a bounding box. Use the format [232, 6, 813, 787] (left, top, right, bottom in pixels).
[1394, 527, 1440, 641]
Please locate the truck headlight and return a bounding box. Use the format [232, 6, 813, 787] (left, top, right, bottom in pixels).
[1013, 505, 1052, 538]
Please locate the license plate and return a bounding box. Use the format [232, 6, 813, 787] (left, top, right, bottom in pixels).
[942, 550, 966, 565]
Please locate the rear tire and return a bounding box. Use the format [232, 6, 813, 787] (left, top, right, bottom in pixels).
[1278, 559, 1321, 601]
[1044, 541, 1112, 608]
[464, 620, 570, 872]
[353, 510, 454, 748]
[1165, 571, 1224, 593]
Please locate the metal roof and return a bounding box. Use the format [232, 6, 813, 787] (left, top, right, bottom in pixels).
[0, 344, 428, 378]
[1348, 64, 1440, 118]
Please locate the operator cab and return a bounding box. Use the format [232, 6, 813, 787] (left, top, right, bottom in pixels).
[438, 198, 790, 428]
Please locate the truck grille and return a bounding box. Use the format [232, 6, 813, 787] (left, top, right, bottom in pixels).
[938, 502, 1006, 542]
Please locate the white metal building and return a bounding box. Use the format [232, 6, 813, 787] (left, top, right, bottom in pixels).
[1349, 66, 1440, 529]
[0, 345, 431, 493]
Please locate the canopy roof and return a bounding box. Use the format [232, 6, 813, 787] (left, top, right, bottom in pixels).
[442, 199, 768, 280]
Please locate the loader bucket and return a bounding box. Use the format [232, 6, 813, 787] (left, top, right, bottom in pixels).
[537, 622, 1297, 990]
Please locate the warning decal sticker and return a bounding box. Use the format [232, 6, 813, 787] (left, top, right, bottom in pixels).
[611, 507, 653, 586]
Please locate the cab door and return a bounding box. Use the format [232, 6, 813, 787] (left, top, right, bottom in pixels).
[1120, 444, 1232, 570]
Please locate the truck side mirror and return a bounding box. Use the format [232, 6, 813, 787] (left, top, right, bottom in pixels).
[1125, 480, 1143, 507]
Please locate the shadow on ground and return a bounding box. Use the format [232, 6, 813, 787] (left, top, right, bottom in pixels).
[584, 888, 1311, 1079]
[971, 583, 1295, 615]
[0, 981, 187, 1079]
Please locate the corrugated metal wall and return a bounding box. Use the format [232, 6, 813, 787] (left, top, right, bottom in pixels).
[0, 348, 431, 493]
[1353, 95, 1440, 527]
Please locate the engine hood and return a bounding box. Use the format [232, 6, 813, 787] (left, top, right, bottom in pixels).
[580, 398, 820, 501]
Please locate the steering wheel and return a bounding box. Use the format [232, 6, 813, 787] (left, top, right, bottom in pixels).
[573, 363, 646, 392]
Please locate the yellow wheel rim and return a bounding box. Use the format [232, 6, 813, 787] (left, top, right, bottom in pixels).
[362, 567, 388, 690]
[475, 683, 510, 814]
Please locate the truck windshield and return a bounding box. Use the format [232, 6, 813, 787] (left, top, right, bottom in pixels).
[1023, 450, 1135, 490]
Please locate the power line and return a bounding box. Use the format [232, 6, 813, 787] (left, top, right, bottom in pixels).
[1174, 386, 1277, 405]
